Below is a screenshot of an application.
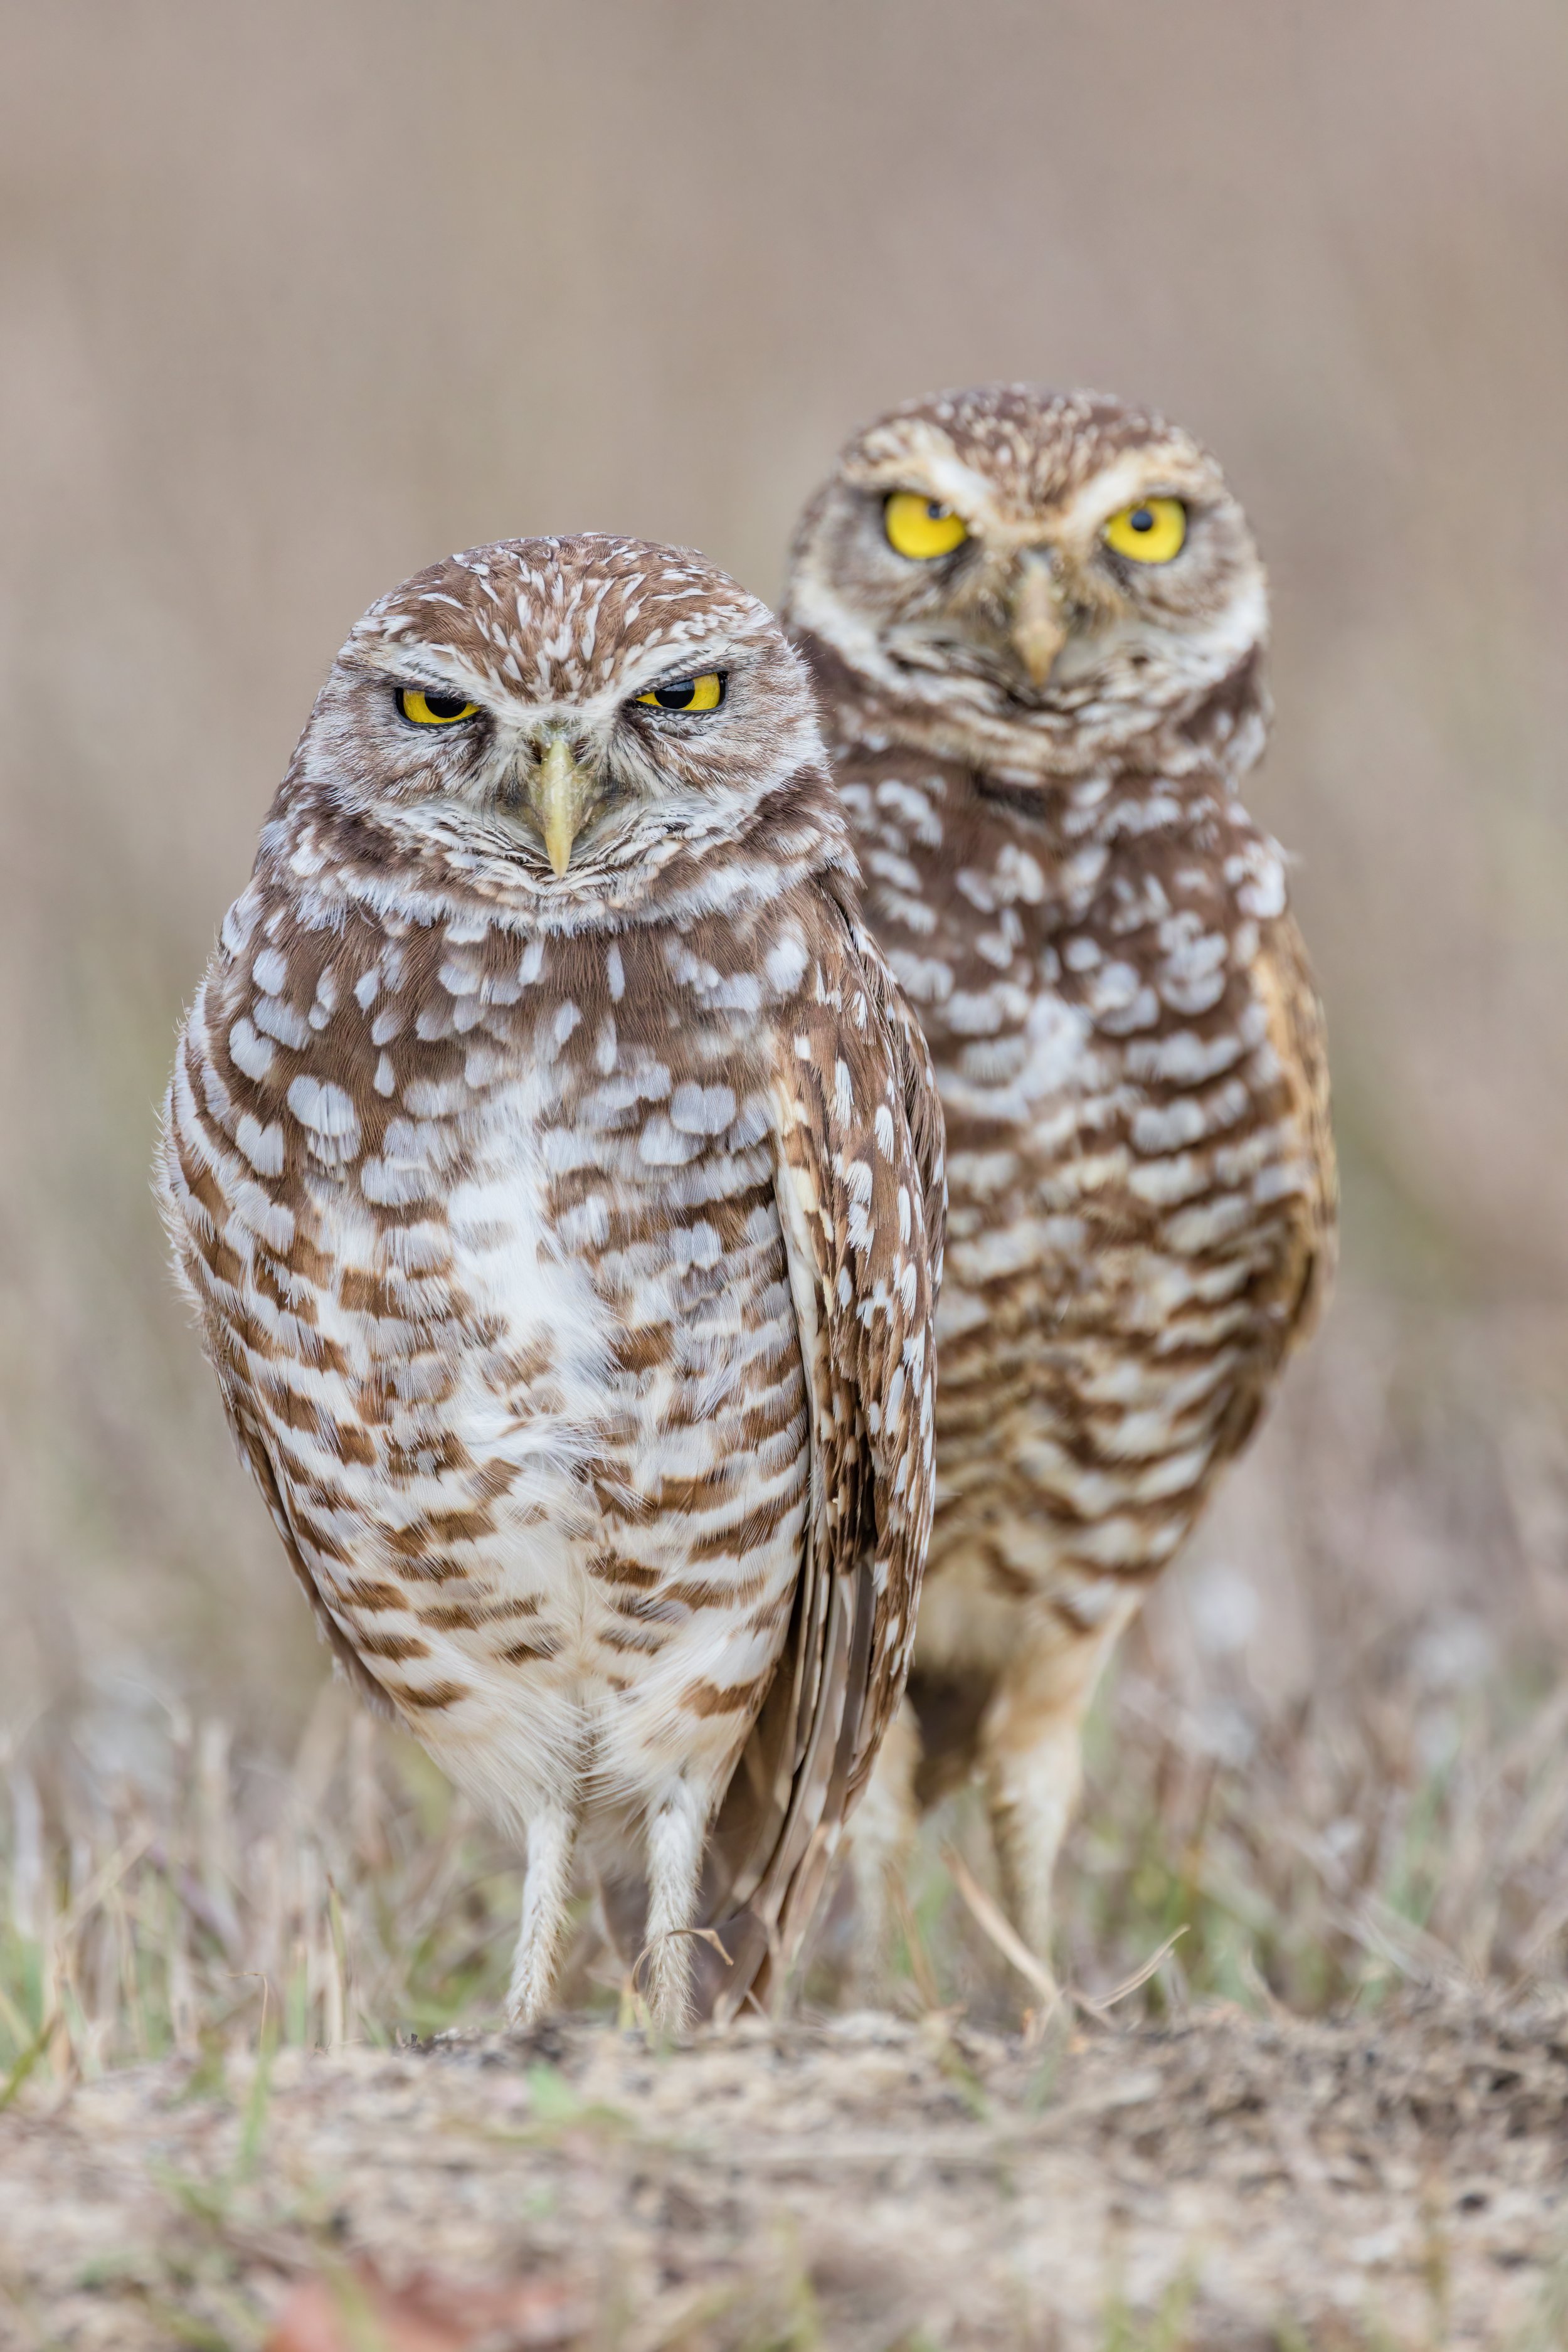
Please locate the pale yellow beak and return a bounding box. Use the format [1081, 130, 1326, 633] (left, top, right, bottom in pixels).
[1010, 554, 1067, 689]
[527, 735, 598, 878]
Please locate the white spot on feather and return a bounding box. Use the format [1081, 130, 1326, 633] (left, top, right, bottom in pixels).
[228, 1018, 273, 1081]
[252, 995, 310, 1049]
[287, 1076, 360, 1151]
[765, 933, 809, 995]
[235, 1114, 284, 1176]
[638, 1115, 701, 1166]
[670, 1081, 738, 1136]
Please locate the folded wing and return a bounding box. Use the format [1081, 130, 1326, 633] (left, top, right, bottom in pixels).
[702, 896, 946, 2017]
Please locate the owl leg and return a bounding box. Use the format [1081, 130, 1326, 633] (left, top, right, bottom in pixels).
[640, 1776, 713, 2033]
[506, 1802, 578, 2027]
[978, 1594, 1138, 1973]
[845, 1695, 921, 1998]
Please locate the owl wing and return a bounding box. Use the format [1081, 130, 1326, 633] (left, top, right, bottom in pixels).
[231, 1404, 398, 1723]
[1204, 904, 1339, 1468]
[1261, 906, 1337, 1343]
[702, 898, 945, 2018]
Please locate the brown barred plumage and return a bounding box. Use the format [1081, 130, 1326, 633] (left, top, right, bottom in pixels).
[157, 536, 943, 2028]
[784, 387, 1335, 1975]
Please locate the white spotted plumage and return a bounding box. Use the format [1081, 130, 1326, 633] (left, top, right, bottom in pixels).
[159, 535, 944, 2029]
[785, 387, 1335, 1981]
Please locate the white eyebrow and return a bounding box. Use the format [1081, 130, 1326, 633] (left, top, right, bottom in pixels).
[1058, 453, 1184, 540]
[898, 448, 1002, 522]
[618, 639, 746, 693]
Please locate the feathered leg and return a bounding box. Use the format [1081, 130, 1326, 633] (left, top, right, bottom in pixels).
[506, 1803, 578, 2026]
[844, 1695, 921, 1998]
[641, 1777, 714, 2032]
[978, 1596, 1138, 1971]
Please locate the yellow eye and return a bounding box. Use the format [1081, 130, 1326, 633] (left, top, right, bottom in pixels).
[884, 491, 969, 561]
[634, 672, 726, 712]
[1103, 497, 1187, 564]
[398, 687, 479, 726]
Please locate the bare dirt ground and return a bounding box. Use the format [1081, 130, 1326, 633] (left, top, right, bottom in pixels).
[3, 1988, 1566, 2352]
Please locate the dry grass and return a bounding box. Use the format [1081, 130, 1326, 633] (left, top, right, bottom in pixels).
[0, 1702, 527, 2084]
[6, 1640, 1565, 2094]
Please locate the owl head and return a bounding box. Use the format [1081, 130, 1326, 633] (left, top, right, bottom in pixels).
[783, 385, 1267, 779]
[272, 534, 846, 928]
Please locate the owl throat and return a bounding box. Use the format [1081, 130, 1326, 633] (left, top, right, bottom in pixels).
[793, 628, 1271, 844]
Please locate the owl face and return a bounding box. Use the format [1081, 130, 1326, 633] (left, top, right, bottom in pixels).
[785, 386, 1267, 776]
[282, 535, 832, 922]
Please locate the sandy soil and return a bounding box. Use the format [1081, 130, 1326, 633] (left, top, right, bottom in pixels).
[1, 1989, 1565, 2351]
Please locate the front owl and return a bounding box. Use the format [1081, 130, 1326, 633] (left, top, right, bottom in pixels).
[784, 388, 1337, 1986]
[157, 535, 944, 2029]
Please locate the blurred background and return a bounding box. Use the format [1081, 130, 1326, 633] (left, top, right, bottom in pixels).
[2, 0, 1566, 2017]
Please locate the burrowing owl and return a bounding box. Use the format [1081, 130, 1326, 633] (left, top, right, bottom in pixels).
[158, 535, 944, 2028]
[783, 386, 1335, 1978]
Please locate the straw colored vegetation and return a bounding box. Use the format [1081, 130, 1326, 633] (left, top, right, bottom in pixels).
[7, 1291, 1568, 2077]
[4, 1548, 1568, 2087]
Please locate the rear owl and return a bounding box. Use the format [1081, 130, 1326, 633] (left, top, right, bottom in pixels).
[783, 386, 1336, 1981]
[158, 534, 944, 2030]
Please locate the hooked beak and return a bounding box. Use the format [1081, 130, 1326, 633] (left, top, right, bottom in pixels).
[526, 735, 598, 878]
[1009, 554, 1067, 689]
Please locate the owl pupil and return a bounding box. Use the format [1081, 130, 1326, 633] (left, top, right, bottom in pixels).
[926, 502, 946, 521]
[424, 692, 469, 719]
[1130, 507, 1155, 533]
[653, 679, 697, 710]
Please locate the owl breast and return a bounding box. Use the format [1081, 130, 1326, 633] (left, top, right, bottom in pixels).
[837, 745, 1332, 1648]
[169, 895, 813, 1845]
[436, 1057, 810, 1821]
